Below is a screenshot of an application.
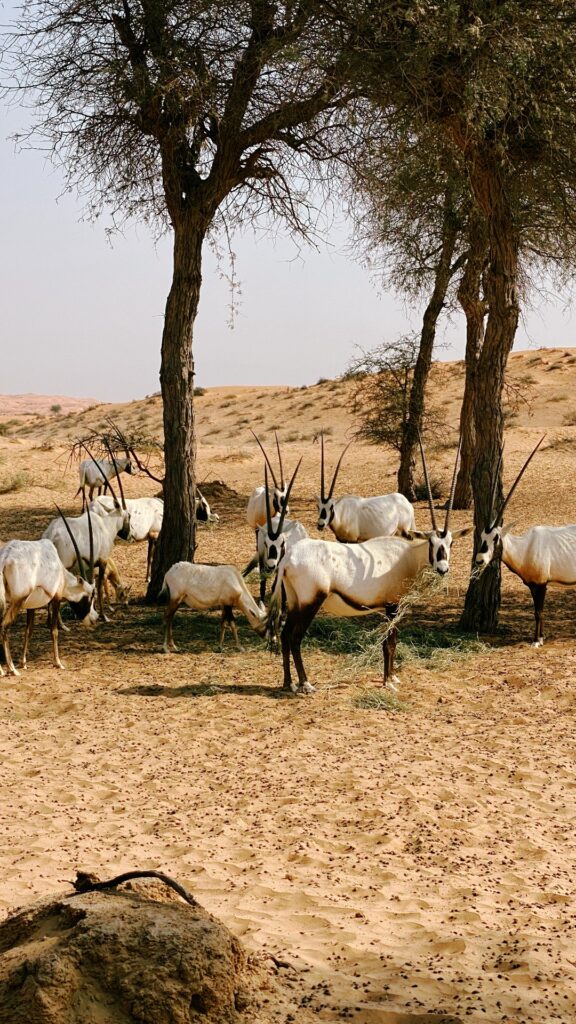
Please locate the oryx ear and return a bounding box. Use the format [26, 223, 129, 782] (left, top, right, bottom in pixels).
[500, 522, 516, 537]
[403, 529, 431, 540]
[451, 526, 473, 539]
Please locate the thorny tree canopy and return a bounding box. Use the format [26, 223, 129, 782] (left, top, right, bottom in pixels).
[4, 1, 356, 235]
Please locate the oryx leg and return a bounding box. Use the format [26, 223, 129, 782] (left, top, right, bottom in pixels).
[163, 599, 181, 653]
[146, 536, 157, 583]
[1, 599, 25, 676]
[284, 597, 325, 695]
[21, 609, 36, 669]
[382, 604, 400, 690]
[220, 606, 241, 650]
[529, 582, 547, 647]
[95, 560, 111, 622]
[48, 598, 65, 669]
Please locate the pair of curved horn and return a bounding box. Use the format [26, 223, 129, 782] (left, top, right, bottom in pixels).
[251, 431, 285, 490]
[264, 458, 302, 540]
[417, 430, 462, 533]
[320, 433, 353, 502]
[55, 503, 94, 584]
[490, 434, 546, 528]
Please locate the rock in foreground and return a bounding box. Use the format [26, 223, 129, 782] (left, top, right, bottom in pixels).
[0, 882, 255, 1024]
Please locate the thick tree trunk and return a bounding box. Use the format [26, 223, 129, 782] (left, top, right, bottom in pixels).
[397, 192, 459, 500]
[460, 166, 519, 633]
[452, 215, 488, 509]
[146, 214, 206, 600]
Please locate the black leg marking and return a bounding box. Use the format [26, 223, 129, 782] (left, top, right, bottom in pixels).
[528, 583, 547, 644]
[382, 604, 399, 684]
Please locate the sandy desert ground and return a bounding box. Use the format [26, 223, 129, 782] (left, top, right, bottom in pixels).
[0, 349, 575, 1023]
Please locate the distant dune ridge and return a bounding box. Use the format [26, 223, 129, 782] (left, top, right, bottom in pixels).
[0, 393, 99, 416]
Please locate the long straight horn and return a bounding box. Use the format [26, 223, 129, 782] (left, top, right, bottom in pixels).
[328, 441, 353, 500]
[444, 434, 463, 533]
[81, 442, 119, 505]
[275, 457, 303, 538]
[55, 504, 87, 580]
[417, 430, 438, 532]
[251, 430, 278, 489]
[86, 501, 94, 584]
[320, 431, 326, 501]
[494, 434, 546, 525]
[103, 439, 127, 510]
[264, 465, 274, 536]
[489, 448, 504, 526]
[275, 431, 285, 489]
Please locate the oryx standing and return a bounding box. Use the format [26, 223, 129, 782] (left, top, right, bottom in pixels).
[246, 432, 291, 533]
[474, 435, 576, 646]
[267, 436, 470, 694]
[317, 435, 415, 541]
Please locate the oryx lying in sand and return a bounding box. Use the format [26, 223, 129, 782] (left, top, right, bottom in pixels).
[474, 435, 576, 647]
[316, 434, 415, 541]
[267, 437, 470, 694]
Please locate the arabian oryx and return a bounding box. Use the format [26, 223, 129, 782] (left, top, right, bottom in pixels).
[44, 450, 130, 620]
[76, 455, 132, 509]
[474, 435, 576, 647]
[267, 437, 471, 694]
[0, 512, 97, 675]
[160, 562, 266, 653]
[317, 435, 415, 541]
[242, 460, 306, 606]
[246, 432, 291, 534]
[92, 495, 164, 582]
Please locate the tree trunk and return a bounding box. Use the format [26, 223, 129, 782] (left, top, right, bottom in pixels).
[460, 163, 519, 633]
[146, 213, 206, 600]
[452, 214, 488, 509]
[397, 190, 459, 500]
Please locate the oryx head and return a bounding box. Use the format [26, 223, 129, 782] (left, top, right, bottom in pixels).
[195, 489, 219, 524]
[100, 441, 131, 539]
[261, 458, 302, 573]
[55, 502, 98, 625]
[475, 435, 545, 570]
[408, 433, 472, 575]
[251, 430, 288, 515]
[316, 434, 352, 530]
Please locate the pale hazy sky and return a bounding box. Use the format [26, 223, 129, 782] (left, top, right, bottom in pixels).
[1, 11, 575, 403]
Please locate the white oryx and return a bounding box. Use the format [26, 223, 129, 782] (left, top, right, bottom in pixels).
[317, 435, 415, 541]
[77, 456, 133, 509]
[0, 530, 97, 676]
[246, 432, 291, 532]
[267, 437, 470, 694]
[93, 491, 217, 582]
[44, 456, 131, 620]
[243, 460, 305, 605]
[474, 435, 576, 647]
[160, 562, 266, 653]
[92, 495, 164, 582]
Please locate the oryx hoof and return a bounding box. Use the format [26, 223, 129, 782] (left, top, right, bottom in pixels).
[531, 638, 544, 648]
[386, 675, 400, 692]
[7, 666, 20, 678]
[298, 681, 315, 695]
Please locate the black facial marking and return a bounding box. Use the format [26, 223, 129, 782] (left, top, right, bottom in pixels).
[196, 501, 208, 522]
[70, 595, 92, 620]
[479, 540, 488, 554]
[268, 543, 278, 562]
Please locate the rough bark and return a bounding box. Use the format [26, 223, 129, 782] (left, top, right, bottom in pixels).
[452, 214, 488, 509]
[397, 191, 459, 499]
[460, 160, 519, 633]
[146, 213, 206, 600]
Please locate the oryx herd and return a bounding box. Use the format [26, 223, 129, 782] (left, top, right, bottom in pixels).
[0, 429, 573, 691]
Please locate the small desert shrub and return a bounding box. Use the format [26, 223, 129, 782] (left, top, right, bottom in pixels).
[316, 376, 328, 385]
[562, 410, 576, 426]
[50, 404, 62, 414]
[0, 423, 11, 437]
[414, 476, 443, 501]
[549, 394, 568, 403]
[194, 386, 206, 397]
[0, 472, 31, 494]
